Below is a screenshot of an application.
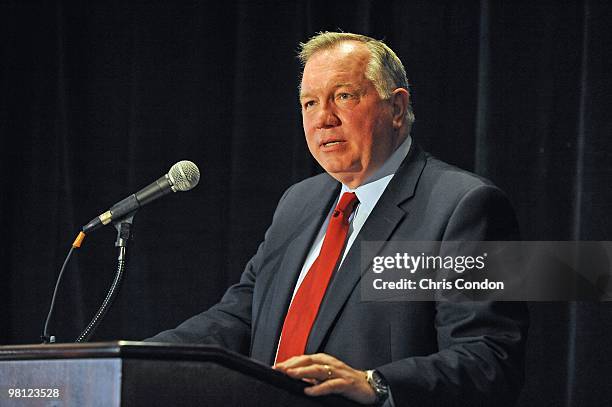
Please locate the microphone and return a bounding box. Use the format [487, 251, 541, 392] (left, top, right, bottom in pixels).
[82, 160, 200, 233]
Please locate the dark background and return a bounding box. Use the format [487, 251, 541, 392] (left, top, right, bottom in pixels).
[2, 1, 611, 405]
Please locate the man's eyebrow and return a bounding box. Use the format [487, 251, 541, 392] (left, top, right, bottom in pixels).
[300, 83, 359, 100]
[299, 92, 314, 101]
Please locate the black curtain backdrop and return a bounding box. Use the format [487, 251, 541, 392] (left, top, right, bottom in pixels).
[2, 1, 611, 406]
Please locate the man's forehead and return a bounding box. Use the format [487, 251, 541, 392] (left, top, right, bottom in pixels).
[300, 42, 370, 94]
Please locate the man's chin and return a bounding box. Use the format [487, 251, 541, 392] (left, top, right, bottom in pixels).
[325, 170, 367, 189]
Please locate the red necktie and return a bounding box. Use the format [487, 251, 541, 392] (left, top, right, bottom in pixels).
[275, 192, 359, 363]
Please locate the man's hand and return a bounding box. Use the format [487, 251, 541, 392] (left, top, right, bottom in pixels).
[273, 353, 377, 405]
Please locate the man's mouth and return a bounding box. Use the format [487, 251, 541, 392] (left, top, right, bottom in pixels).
[320, 138, 345, 148]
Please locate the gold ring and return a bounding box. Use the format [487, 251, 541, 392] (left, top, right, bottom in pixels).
[324, 364, 332, 379]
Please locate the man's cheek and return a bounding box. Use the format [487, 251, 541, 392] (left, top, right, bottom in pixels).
[304, 137, 318, 153]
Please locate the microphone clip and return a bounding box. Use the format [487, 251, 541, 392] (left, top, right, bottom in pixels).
[113, 212, 136, 249]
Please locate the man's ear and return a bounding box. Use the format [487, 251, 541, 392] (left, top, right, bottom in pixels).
[391, 88, 410, 129]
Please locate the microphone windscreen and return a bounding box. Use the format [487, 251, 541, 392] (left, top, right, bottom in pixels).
[169, 160, 200, 192]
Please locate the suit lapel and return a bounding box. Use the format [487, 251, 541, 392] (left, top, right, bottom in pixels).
[255, 177, 340, 364]
[306, 144, 428, 354]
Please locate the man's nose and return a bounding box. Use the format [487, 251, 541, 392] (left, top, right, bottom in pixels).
[315, 102, 341, 129]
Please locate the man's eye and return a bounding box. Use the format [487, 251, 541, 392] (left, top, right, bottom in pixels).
[337, 93, 352, 100]
[303, 100, 316, 109]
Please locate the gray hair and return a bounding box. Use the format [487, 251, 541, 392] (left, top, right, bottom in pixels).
[298, 31, 415, 128]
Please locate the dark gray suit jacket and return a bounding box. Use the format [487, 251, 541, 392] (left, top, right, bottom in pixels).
[148, 144, 528, 407]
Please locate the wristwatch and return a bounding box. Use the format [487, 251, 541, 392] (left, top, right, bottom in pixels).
[366, 369, 390, 405]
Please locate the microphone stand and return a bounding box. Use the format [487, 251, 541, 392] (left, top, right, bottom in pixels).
[75, 213, 134, 343]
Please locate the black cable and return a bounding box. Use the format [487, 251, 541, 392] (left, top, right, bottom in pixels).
[42, 245, 76, 343]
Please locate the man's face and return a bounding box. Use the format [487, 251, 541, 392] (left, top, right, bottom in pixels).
[300, 41, 402, 188]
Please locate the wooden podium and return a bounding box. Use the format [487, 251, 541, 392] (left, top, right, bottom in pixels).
[0, 341, 359, 406]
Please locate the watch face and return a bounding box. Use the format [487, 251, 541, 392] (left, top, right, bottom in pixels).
[373, 370, 387, 387]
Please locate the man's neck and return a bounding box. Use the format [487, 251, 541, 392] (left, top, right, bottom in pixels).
[344, 135, 412, 190]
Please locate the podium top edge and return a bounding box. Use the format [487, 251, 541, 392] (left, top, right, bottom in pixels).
[0, 341, 254, 364]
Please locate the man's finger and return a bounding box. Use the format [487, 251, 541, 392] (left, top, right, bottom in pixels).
[275, 353, 335, 370]
[286, 364, 335, 381]
[274, 355, 316, 371]
[300, 353, 336, 364]
[304, 378, 348, 396]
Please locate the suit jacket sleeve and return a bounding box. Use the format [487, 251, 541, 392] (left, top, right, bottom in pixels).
[377, 184, 528, 407]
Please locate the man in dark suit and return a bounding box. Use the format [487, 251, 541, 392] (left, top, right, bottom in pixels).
[148, 32, 528, 406]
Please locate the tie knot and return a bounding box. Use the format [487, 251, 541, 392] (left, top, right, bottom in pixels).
[334, 192, 359, 218]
